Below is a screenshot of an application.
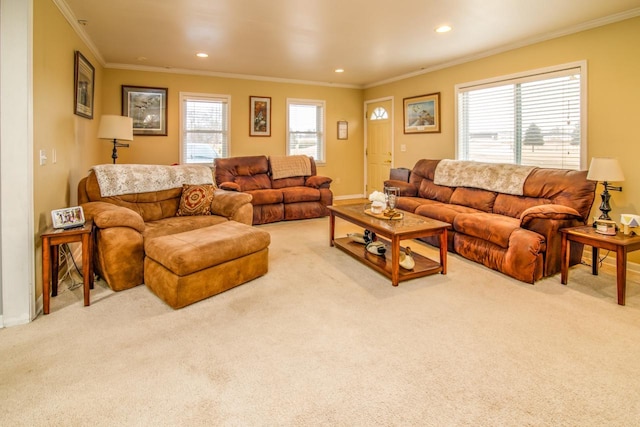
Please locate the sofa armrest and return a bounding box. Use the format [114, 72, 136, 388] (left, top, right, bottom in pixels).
[520, 204, 583, 227]
[219, 182, 241, 191]
[81, 201, 145, 233]
[211, 189, 253, 222]
[384, 180, 417, 197]
[306, 175, 332, 189]
[520, 204, 586, 277]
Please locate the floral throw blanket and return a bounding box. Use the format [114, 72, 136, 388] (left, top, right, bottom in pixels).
[92, 164, 214, 197]
[270, 155, 311, 180]
[433, 159, 535, 196]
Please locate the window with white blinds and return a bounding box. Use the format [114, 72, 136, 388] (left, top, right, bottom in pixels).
[456, 62, 586, 170]
[180, 93, 230, 164]
[286, 98, 325, 163]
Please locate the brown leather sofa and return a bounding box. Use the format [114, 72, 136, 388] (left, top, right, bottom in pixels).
[385, 159, 597, 283]
[214, 155, 333, 225]
[78, 165, 256, 292]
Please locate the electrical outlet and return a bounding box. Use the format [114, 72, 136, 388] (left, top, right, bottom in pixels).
[400, 144, 407, 152]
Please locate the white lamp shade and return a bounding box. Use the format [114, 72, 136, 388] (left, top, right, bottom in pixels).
[586, 157, 625, 182]
[97, 115, 133, 141]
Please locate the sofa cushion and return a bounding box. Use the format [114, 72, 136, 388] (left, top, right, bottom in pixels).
[415, 203, 481, 224]
[176, 184, 214, 216]
[418, 179, 453, 203]
[281, 187, 320, 203]
[236, 174, 272, 191]
[450, 187, 497, 212]
[453, 212, 520, 249]
[272, 176, 305, 189]
[247, 189, 284, 205]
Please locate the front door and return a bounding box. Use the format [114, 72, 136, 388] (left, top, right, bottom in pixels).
[365, 99, 393, 194]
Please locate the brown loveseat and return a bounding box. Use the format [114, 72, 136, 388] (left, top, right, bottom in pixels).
[214, 155, 333, 225]
[78, 164, 258, 293]
[384, 159, 597, 283]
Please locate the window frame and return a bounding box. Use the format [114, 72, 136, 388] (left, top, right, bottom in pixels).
[286, 98, 326, 164]
[179, 92, 231, 164]
[454, 60, 587, 169]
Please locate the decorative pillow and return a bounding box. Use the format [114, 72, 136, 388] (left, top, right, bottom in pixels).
[176, 184, 215, 216]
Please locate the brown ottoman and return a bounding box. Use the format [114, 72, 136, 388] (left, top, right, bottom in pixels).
[144, 221, 270, 308]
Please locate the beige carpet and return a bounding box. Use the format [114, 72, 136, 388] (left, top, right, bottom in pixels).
[2, 217, 640, 426]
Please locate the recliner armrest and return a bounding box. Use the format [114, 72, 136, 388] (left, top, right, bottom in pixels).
[211, 189, 253, 218]
[520, 204, 583, 227]
[306, 175, 332, 189]
[384, 180, 417, 197]
[218, 182, 241, 191]
[81, 201, 145, 233]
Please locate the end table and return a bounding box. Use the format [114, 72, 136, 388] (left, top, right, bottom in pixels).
[561, 225, 640, 305]
[41, 220, 94, 314]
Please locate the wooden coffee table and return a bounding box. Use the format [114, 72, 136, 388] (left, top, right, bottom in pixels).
[328, 203, 450, 286]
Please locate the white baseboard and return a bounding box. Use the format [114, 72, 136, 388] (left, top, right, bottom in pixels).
[334, 194, 365, 201]
[582, 248, 640, 280]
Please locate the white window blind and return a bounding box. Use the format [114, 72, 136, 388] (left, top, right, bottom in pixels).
[180, 93, 230, 164]
[456, 62, 585, 169]
[287, 98, 325, 163]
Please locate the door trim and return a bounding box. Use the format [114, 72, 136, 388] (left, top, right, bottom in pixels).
[364, 96, 394, 196]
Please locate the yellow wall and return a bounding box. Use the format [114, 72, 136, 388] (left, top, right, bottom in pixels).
[365, 16, 640, 229]
[101, 69, 364, 197]
[33, 0, 104, 300]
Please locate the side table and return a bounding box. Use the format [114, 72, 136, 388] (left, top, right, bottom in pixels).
[41, 220, 94, 314]
[560, 225, 640, 305]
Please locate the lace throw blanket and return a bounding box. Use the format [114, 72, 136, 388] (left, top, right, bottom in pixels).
[270, 155, 312, 180]
[433, 159, 535, 196]
[92, 164, 214, 197]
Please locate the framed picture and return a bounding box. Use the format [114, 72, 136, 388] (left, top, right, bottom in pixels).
[51, 206, 85, 229]
[250, 96, 271, 137]
[122, 85, 168, 136]
[403, 92, 441, 134]
[337, 121, 348, 140]
[74, 51, 95, 119]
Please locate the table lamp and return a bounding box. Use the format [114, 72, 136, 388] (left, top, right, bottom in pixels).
[586, 157, 624, 220]
[97, 115, 133, 164]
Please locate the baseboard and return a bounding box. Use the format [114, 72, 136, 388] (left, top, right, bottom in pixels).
[334, 194, 365, 201]
[582, 248, 640, 281]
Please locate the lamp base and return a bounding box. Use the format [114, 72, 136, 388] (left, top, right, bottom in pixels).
[111, 139, 130, 164]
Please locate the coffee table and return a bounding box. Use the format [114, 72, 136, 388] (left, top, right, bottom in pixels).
[328, 203, 450, 286]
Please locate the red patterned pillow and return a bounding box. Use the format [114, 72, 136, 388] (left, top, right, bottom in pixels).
[176, 184, 214, 216]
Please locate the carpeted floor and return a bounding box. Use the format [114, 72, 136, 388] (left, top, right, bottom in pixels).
[2, 217, 640, 426]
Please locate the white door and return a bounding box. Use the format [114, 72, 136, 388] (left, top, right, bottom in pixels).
[366, 99, 393, 194]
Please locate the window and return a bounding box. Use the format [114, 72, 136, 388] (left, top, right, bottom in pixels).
[370, 107, 389, 120]
[287, 98, 325, 163]
[456, 62, 586, 169]
[180, 93, 230, 164]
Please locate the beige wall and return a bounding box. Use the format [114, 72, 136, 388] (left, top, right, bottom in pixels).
[101, 69, 365, 197]
[365, 16, 640, 233]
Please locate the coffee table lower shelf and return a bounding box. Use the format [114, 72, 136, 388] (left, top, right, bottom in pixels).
[333, 237, 443, 283]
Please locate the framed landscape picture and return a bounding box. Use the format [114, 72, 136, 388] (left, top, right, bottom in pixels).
[74, 51, 95, 119]
[122, 85, 168, 136]
[250, 96, 271, 137]
[403, 92, 441, 134]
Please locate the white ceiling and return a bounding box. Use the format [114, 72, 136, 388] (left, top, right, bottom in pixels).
[60, 0, 640, 88]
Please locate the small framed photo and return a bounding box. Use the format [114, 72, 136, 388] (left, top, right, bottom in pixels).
[403, 92, 441, 134]
[250, 96, 271, 137]
[122, 85, 168, 136]
[74, 51, 95, 119]
[51, 206, 85, 229]
[337, 121, 348, 140]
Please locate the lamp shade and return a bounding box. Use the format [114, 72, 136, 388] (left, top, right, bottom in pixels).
[586, 157, 625, 182]
[97, 115, 133, 141]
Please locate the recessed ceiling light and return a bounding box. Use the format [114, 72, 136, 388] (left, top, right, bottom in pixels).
[196, 52, 209, 58]
[435, 25, 452, 33]
[334, 68, 345, 73]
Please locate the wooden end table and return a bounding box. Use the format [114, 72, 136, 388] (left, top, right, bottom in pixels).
[41, 220, 94, 314]
[561, 225, 640, 305]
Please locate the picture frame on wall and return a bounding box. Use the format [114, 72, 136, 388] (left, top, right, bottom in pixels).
[122, 85, 168, 136]
[250, 96, 271, 137]
[403, 92, 441, 134]
[74, 51, 95, 119]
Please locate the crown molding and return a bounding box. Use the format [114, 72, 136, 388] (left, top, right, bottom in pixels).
[365, 7, 640, 89]
[53, 0, 105, 66]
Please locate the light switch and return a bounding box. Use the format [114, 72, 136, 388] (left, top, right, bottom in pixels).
[39, 149, 47, 166]
[400, 144, 406, 152]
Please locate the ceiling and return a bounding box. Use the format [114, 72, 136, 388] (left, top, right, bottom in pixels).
[60, 0, 640, 88]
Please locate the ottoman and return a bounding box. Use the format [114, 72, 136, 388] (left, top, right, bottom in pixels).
[144, 221, 270, 308]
